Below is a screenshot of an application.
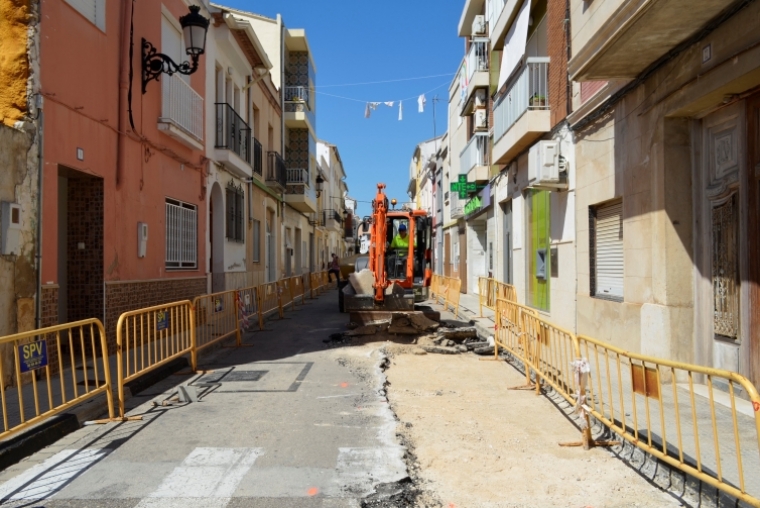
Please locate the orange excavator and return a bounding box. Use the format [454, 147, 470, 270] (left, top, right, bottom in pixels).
[366, 183, 432, 305]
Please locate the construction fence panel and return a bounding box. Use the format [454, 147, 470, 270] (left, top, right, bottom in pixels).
[193, 291, 241, 356]
[496, 282, 518, 303]
[116, 301, 194, 417]
[236, 286, 261, 332]
[577, 334, 760, 506]
[445, 278, 462, 315]
[278, 279, 293, 310]
[258, 282, 282, 321]
[0, 319, 114, 440]
[289, 276, 305, 305]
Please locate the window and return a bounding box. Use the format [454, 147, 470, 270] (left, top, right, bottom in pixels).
[225, 184, 244, 243]
[253, 219, 261, 263]
[590, 200, 623, 301]
[165, 198, 197, 269]
[64, 0, 106, 31]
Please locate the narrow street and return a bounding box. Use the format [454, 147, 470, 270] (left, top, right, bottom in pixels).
[0, 291, 684, 507]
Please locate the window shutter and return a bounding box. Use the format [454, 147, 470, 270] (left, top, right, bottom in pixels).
[64, 0, 106, 31]
[594, 202, 624, 299]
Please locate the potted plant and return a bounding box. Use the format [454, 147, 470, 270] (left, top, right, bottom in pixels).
[530, 94, 546, 107]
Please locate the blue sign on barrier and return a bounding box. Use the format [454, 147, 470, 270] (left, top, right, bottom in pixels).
[156, 311, 169, 331]
[19, 340, 48, 373]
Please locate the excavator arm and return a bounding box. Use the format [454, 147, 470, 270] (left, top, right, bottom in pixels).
[369, 183, 389, 302]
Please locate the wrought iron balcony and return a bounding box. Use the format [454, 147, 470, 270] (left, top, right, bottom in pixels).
[215, 103, 251, 163]
[323, 209, 342, 229]
[253, 137, 263, 176]
[266, 151, 287, 189]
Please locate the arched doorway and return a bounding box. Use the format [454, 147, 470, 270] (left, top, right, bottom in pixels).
[209, 182, 225, 292]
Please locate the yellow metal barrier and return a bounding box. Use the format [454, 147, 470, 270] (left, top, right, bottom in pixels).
[494, 295, 760, 506]
[236, 286, 261, 331]
[0, 319, 114, 440]
[430, 275, 462, 315]
[258, 282, 282, 321]
[193, 291, 241, 355]
[277, 278, 293, 310]
[577, 334, 760, 506]
[116, 301, 194, 417]
[479, 277, 517, 315]
[444, 277, 461, 315]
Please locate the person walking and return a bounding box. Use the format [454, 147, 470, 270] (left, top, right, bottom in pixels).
[328, 253, 341, 282]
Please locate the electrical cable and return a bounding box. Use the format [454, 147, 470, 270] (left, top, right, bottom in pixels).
[312, 80, 451, 104]
[316, 73, 455, 88]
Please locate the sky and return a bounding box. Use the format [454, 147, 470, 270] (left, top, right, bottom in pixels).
[223, 0, 465, 219]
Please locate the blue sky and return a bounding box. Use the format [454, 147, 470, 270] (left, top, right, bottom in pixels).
[223, 0, 465, 219]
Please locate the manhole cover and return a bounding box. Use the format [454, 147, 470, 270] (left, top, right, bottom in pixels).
[221, 370, 268, 382]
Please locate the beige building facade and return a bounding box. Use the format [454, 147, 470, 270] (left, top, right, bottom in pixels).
[569, 0, 760, 388]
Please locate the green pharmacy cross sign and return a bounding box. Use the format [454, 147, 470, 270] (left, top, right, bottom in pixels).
[450, 175, 486, 199]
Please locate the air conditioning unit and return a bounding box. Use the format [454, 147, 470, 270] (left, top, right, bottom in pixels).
[472, 15, 486, 35]
[474, 89, 486, 108]
[528, 141, 568, 190]
[474, 109, 487, 131]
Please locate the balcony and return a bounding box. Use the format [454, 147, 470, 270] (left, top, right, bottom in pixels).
[284, 86, 316, 133]
[284, 167, 317, 213]
[214, 103, 251, 178]
[266, 151, 287, 191]
[253, 138, 263, 177]
[569, 0, 732, 81]
[457, 0, 486, 36]
[158, 74, 203, 150]
[460, 134, 490, 183]
[492, 57, 551, 165]
[323, 209, 343, 231]
[460, 39, 490, 116]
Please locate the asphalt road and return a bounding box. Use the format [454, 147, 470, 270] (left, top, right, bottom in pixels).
[0, 291, 406, 508]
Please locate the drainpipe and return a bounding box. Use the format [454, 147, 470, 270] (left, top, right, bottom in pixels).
[117, 0, 133, 187]
[35, 98, 44, 330]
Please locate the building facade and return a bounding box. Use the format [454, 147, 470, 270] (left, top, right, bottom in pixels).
[569, 0, 760, 387]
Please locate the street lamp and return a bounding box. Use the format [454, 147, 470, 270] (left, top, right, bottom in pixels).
[316, 174, 324, 198]
[142, 5, 210, 94]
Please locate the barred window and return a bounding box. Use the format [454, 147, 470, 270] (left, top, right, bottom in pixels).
[253, 219, 261, 263]
[165, 198, 197, 269]
[226, 184, 244, 243]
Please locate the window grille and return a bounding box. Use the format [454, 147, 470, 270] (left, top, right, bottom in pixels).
[225, 182, 245, 243]
[165, 198, 197, 269]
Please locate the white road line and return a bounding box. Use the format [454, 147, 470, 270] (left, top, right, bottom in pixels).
[134, 447, 262, 508]
[316, 393, 358, 399]
[0, 448, 110, 502]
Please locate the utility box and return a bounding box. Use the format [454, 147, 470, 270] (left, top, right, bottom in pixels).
[1, 202, 22, 256]
[137, 222, 148, 258]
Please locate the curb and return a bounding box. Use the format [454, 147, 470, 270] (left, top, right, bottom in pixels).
[0, 413, 79, 472]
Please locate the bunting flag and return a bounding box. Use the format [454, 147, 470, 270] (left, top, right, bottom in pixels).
[384, 101, 394, 107]
[418, 94, 426, 113]
[398, 101, 403, 121]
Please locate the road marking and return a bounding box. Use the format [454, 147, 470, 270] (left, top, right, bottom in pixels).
[134, 447, 262, 508]
[0, 448, 110, 502]
[317, 393, 358, 399]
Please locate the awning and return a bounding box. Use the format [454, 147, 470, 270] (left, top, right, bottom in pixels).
[497, 0, 530, 92]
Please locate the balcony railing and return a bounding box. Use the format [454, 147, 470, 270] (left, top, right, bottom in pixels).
[161, 74, 203, 141]
[286, 168, 309, 185]
[266, 151, 287, 188]
[494, 57, 549, 144]
[323, 209, 342, 228]
[487, 0, 506, 29]
[460, 133, 490, 174]
[284, 86, 316, 130]
[253, 137, 263, 176]
[466, 39, 489, 83]
[215, 103, 251, 163]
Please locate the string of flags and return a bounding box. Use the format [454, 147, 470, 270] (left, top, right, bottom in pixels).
[363, 94, 427, 120]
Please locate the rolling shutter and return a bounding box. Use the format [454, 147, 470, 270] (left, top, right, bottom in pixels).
[594, 201, 623, 299]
